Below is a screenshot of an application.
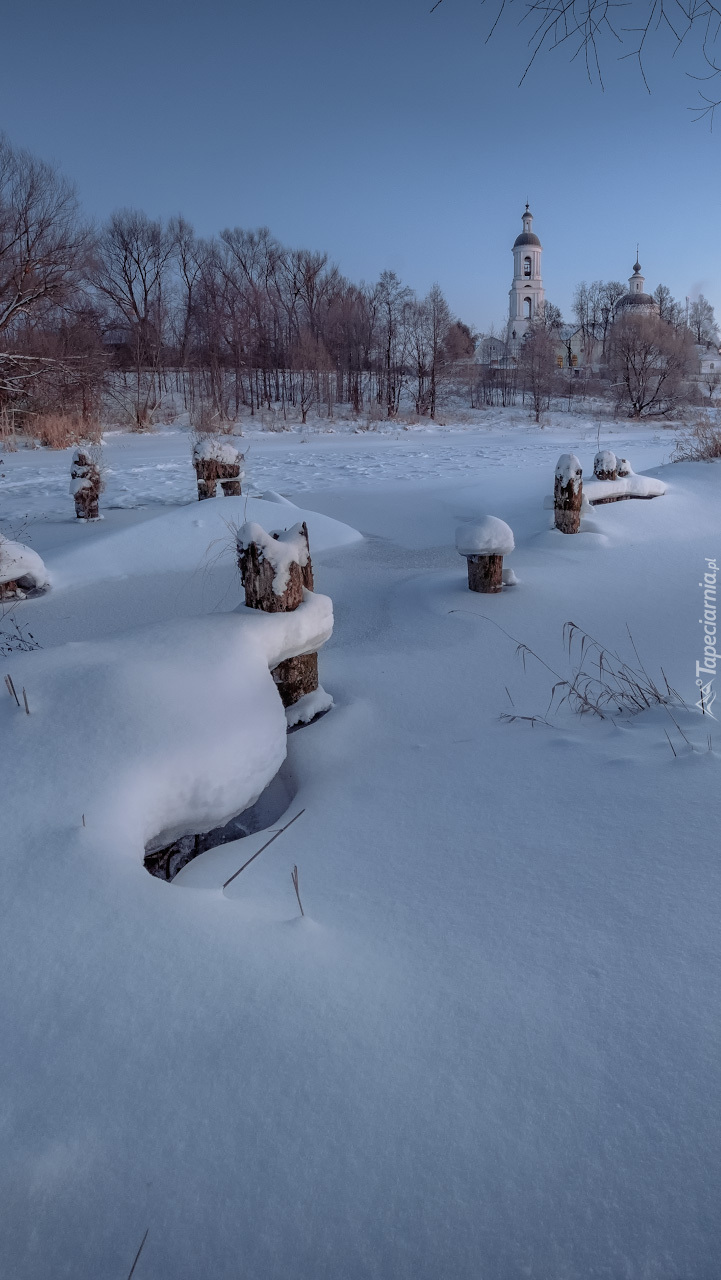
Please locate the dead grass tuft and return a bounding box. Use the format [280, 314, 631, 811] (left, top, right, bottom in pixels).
[673, 412, 721, 462]
[33, 412, 102, 450]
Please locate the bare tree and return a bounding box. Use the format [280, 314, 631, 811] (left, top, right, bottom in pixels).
[689, 295, 719, 346]
[0, 135, 89, 337]
[431, 0, 721, 123]
[92, 210, 174, 426]
[376, 270, 412, 417]
[609, 313, 693, 418]
[519, 319, 559, 421]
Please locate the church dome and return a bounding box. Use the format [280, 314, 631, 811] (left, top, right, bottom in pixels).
[620, 291, 655, 307]
[513, 231, 542, 248]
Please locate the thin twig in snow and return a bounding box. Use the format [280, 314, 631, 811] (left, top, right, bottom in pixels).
[5, 673, 20, 706]
[126, 1228, 149, 1280]
[291, 864, 305, 916]
[222, 809, 306, 892]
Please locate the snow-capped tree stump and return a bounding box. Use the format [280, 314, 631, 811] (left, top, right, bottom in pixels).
[456, 516, 515, 594]
[237, 521, 319, 710]
[616, 457, 631, 477]
[70, 449, 101, 520]
[0, 537, 50, 599]
[594, 450, 617, 481]
[192, 439, 244, 501]
[554, 454, 583, 534]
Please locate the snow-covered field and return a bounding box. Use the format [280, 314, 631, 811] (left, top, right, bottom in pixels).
[1, 412, 719, 1279]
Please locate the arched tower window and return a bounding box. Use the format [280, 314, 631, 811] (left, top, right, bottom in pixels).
[524, 297, 532, 319]
[524, 256, 531, 278]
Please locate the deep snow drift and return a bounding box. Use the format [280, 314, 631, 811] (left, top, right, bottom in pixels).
[0, 415, 719, 1280]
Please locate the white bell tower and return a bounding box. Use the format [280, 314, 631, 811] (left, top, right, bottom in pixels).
[507, 204, 545, 351]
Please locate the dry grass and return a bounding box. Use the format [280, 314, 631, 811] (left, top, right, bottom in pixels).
[190, 400, 235, 435]
[32, 412, 102, 449]
[0, 407, 17, 451]
[673, 412, 721, 462]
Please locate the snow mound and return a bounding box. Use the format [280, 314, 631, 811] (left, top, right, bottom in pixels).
[192, 438, 242, 465]
[555, 453, 583, 490]
[260, 490, 297, 506]
[286, 684, 334, 728]
[594, 450, 617, 474]
[237, 521, 310, 594]
[1, 592, 332, 855]
[584, 473, 666, 502]
[47, 495, 361, 591]
[0, 537, 50, 590]
[456, 516, 514, 557]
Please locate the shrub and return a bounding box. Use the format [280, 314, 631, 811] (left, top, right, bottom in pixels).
[673, 413, 721, 461]
[32, 412, 101, 449]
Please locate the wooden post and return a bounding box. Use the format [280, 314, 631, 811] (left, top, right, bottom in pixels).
[238, 521, 319, 711]
[554, 454, 583, 534]
[194, 458, 217, 500]
[70, 449, 101, 520]
[192, 444, 244, 500]
[220, 466, 242, 496]
[466, 554, 503, 593]
[594, 450, 617, 481]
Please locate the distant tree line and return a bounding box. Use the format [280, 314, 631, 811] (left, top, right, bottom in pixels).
[1, 132, 718, 435]
[0, 134, 476, 434]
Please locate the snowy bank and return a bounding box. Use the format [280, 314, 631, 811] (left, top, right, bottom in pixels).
[46, 494, 361, 591]
[0, 537, 50, 592]
[584, 470, 667, 503]
[1, 592, 332, 854]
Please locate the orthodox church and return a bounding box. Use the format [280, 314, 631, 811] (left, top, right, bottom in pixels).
[506, 204, 545, 350]
[500, 207, 658, 367]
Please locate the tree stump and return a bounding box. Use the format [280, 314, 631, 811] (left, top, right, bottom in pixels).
[593, 450, 617, 481]
[192, 442, 244, 500]
[466, 553, 503, 593]
[616, 457, 631, 477]
[238, 521, 318, 711]
[554, 454, 583, 534]
[220, 469, 242, 497]
[456, 516, 515, 593]
[70, 450, 101, 520]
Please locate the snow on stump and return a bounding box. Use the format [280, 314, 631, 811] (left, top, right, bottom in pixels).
[616, 457, 631, 478]
[192, 438, 244, 500]
[237, 520, 326, 717]
[594, 450, 618, 482]
[70, 449, 101, 520]
[456, 516, 514, 594]
[0, 537, 50, 599]
[554, 454, 583, 535]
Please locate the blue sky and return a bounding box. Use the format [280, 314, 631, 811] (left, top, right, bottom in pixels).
[1, 0, 718, 331]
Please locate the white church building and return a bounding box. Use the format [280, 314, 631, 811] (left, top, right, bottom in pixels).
[477, 205, 719, 379]
[507, 204, 545, 352]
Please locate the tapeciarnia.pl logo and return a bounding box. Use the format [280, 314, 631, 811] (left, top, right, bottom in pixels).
[696, 556, 718, 718]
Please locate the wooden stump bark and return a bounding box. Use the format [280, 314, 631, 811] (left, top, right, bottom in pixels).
[594, 451, 618, 481]
[238, 522, 318, 710]
[71, 451, 101, 520]
[194, 458, 243, 500]
[467, 553, 503, 593]
[554, 456, 583, 535]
